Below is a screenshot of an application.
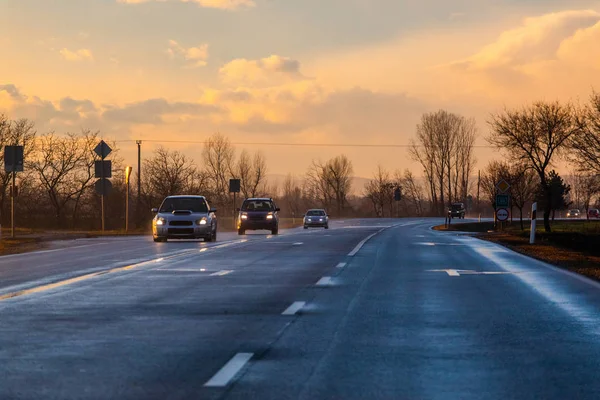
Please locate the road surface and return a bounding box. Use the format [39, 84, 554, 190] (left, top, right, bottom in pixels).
[1, 218, 600, 399]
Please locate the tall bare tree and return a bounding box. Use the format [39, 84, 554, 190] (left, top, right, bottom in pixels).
[510, 165, 538, 229]
[202, 133, 235, 207]
[571, 91, 600, 174]
[410, 110, 477, 215]
[488, 101, 579, 232]
[325, 155, 353, 216]
[236, 150, 268, 198]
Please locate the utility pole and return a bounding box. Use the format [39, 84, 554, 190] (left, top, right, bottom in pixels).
[136, 140, 142, 227]
[125, 166, 132, 233]
[477, 170, 481, 214]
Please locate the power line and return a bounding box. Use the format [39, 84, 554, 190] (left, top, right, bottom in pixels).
[114, 139, 495, 149]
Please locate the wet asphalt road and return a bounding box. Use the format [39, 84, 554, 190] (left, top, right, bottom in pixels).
[1, 218, 600, 399]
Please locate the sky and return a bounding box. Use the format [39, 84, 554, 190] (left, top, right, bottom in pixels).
[2, 0, 600, 181]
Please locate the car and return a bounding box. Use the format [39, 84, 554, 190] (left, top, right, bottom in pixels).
[237, 198, 280, 235]
[151, 195, 217, 242]
[567, 209, 581, 218]
[448, 202, 466, 219]
[588, 208, 600, 219]
[303, 209, 329, 229]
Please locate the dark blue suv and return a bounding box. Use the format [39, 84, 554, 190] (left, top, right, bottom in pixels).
[237, 198, 280, 235]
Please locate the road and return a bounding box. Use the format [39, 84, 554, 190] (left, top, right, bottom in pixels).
[1, 218, 600, 399]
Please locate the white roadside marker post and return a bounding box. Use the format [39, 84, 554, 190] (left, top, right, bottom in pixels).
[530, 202, 537, 244]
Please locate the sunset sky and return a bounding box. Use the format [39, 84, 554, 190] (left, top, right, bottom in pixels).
[2, 0, 600, 180]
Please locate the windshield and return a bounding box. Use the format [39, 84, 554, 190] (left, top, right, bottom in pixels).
[570, 209, 580, 213]
[159, 197, 208, 213]
[241, 200, 274, 211]
[306, 210, 325, 216]
[451, 204, 464, 210]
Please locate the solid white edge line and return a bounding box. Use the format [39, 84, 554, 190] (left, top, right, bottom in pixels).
[347, 230, 382, 257]
[316, 277, 333, 286]
[336, 262, 347, 269]
[210, 270, 233, 276]
[204, 353, 253, 387]
[282, 301, 306, 315]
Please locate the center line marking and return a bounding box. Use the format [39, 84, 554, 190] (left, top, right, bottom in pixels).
[204, 353, 253, 387]
[210, 270, 233, 276]
[336, 262, 347, 269]
[316, 277, 333, 286]
[282, 301, 306, 315]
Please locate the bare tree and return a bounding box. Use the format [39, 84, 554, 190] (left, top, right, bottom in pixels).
[488, 101, 579, 232]
[571, 91, 600, 174]
[325, 155, 353, 216]
[0, 117, 37, 222]
[236, 150, 268, 198]
[510, 165, 538, 230]
[410, 110, 477, 215]
[143, 147, 201, 204]
[397, 169, 426, 217]
[569, 172, 600, 219]
[282, 174, 303, 218]
[481, 160, 511, 218]
[364, 166, 393, 217]
[202, 133, 235, 207]
[32, 132, 94, 225]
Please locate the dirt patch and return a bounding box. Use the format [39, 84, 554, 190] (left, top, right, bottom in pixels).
[0, 238, 47, 256]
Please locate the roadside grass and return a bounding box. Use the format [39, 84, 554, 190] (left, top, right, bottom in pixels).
[435, 219, 600, 281]
[0, 237, 45, 256]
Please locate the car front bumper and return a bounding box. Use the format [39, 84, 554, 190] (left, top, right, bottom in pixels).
[304, 220, 327, 227]
[153, 225, 212, 239]
[239, 220, 277, 230]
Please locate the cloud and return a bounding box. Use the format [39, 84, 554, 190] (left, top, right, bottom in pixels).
[102, 98, 221, 124]
[59, 48, 94, 62]
[167, 40, 209, 68]
[0, 84, 27, 102]
[452, 10, 600, 71]
[116, 0, 255, 10]
[219, 55, 304, 86]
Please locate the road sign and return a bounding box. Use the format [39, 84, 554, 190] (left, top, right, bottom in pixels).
[394, 188, 402, 201]
[94, 160, 112, 178]
[229, 179, 241, 193]
[496, 179, 510, 193]
[496, 194, 510, 208]
[4, 146, 24, 172]
[95, 178, 113, 196]
[94, 140, 112, 159]
[496, 208, 509, 221]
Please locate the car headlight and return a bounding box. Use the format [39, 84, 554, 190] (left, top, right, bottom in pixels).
[241, 213, 248, 220]
[155, 218, 166, 226]
[266, 214, 274, 220]
[319, 218, 324, 222]
[197, 217, 208, 225]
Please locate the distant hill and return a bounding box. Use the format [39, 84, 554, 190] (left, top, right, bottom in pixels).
[266, 174, 371, 196]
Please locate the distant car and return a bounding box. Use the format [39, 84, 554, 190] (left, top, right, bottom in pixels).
[237, 198, 280, 235]
[448, 202, 466, 219]
[588, 209, 600, 219]
[303, 209, 329, 229]
[567, 209, 581, 218]
[151, 195, 217, 242]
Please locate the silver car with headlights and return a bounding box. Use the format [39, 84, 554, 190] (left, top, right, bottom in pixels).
[303, 209, 329, 229]
[152, 195, 217, 242]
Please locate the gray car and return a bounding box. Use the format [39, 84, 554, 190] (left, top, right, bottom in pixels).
[303, 209, 329, 229]
[152, 195, 217, 242]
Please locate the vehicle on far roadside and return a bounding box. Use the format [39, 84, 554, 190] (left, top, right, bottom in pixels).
[588, 208, 600, 219]
[237, 198, 280, 235]
[303, 209, 329, 229]
[151, 195, 217, 242]
[567, 209, 581, 218]
[448, 202, 466, 219]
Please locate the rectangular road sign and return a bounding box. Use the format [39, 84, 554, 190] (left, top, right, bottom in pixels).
[229, 179, 241, 193]
[94, 160, 112, 178]
[4, 146, 24, 172]
[496, 194, 510, 208]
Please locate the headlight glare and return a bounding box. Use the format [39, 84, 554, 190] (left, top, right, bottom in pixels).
[155, 218, 165, 226]
[197, 217, 208, 225]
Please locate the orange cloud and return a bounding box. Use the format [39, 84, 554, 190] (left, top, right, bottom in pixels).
[59, 48, 94, 62]
[167, 40, 209, 68]
[116, 0, 255, 10]
[219, 55, 305, 86]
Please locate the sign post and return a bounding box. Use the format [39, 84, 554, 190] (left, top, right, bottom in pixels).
[4, 145, 24, 239]
[530, 202, 537, 244]
[229, 179, 241, 230]
[94, 140, 113, 233]
[394, 187, 402, 218]
[125, 166, 133, 233]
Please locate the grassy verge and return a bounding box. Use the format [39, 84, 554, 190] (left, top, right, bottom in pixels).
[0, 237, 45, 256]
[435, 220, 600, 281]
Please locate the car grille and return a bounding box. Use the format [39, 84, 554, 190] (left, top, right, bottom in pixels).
[170, 221, 193, 226]
[249, 215, 265, 221]
[168, 228, 194, 235]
